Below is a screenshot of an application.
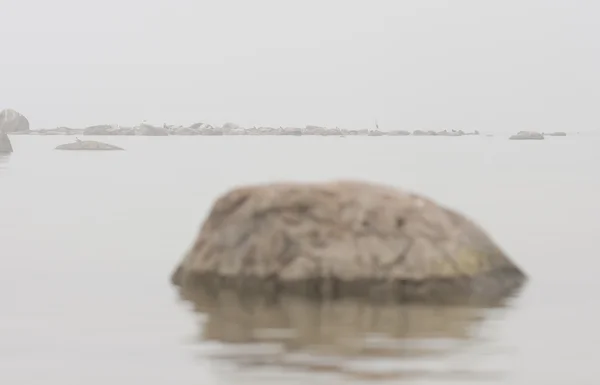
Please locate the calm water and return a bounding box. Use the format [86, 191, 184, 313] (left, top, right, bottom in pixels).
[1, 135, 599, 384]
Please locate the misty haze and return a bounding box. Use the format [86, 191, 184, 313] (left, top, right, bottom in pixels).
[1, 1, 599, 384]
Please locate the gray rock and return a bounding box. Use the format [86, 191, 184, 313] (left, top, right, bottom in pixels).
[437, 130, 464, 137]
[0, 109, 30, 133]
[171, 127, 201, 136]
[544, 132, 567, 137]
[280, 127, 302, 136]
[386, 130, 411, 136]
[413, 130, 437, 136]
[303, 125, 324, 135]
[199, 126, 223, 136]
[221, 122, 241, 134]
[0, 132, 13, 153]
[172, 180, 527, 304]
[0, 109, 29, 134]
[509, 131, 544, 140]
[250, 127, 278, 135]
[115, 127, 136, 136]
[137, 124, 169, 136]
[368, 130, 385, 136]
[83, 125, 114, 135]
[55, 140, 124, 151]
[39, 127, 82, 135]
[227, 127, 248, 135]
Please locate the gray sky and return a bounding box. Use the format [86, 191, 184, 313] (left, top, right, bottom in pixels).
[2, 0, 599, 131]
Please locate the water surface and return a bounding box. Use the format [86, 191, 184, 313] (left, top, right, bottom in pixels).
[1, 135, 599, 384]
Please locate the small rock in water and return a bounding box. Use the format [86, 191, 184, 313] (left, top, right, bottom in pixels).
[172, 180, 527, 304]
[509, 131, 544, 140]
[55, 140, 124, 151]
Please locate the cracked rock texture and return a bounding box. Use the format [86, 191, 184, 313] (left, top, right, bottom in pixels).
[172, 181, 526, 303]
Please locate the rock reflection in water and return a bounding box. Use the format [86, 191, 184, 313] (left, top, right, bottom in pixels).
[178, 284, 516, 381]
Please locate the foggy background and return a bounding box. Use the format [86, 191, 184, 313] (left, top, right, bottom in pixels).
[2, 0, 598, 132]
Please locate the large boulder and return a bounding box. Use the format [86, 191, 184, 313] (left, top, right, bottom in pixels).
[509, 131, 544, 140]
[0, 132, 13, 153]
[172, 181, 526, 304]
[0, 109, 30, 133]
[55, 139, 123, 151]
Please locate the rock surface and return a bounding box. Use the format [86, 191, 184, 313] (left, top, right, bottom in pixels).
[509, 131, 544, 140]
[0, 132, 13, 153]
[413, 130, 437, 136]
[55, 140, 124, 151]
[387, 130, 411, 136]
[172, 181, 526, 304]
[545, 132, 567, 137]
[137, 123, 169, 136]
[0, 109, 30, 133]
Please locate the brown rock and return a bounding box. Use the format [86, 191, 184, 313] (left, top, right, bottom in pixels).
[172, 181, 526, 304]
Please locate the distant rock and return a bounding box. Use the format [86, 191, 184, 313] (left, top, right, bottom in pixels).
[199, 126, 223, 136]
[221, 122, 241, 134]
[247, 127, 277, 135]
[280, 127, 302, 136]
[0, 132, 13, 153]
[171, 180, 527, 304]
[115, 127, 136, 136]
[413, 130, 437, 136]
[37, 127, 82, 136]
[509, 131, 544, 140]
[171, 127, 201, 136]
[437, 130, 464, 137]
[137, 123, 169, 136]
[83, 125, 114, 135]
[303, 125, 328, 135]
[0, 109, 30, 133]
[544, 132, 567, 137]
[368, 130, 385, 136]
[323, 128, 341, 136]
[55, 139, 124, 151]
[386, 130, 411, 136]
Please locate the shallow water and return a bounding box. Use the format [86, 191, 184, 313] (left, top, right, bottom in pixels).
[1, 135, 599, 384]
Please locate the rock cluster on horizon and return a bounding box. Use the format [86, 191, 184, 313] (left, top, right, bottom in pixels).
[14, 123, 483, 137]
